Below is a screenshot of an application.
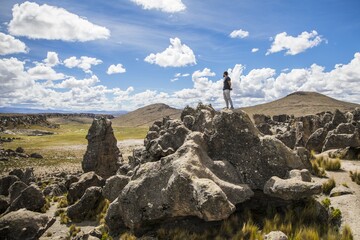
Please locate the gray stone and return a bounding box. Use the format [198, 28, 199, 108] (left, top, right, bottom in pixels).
[330, 185, 354, 197]
[67, 186, 104, 222]
[0, 195, 9, 214]
[9, 168, 35, 185]
[288, 169, 312, 182]
[264, 175, 322, 200]
[257, 123, 273, 135]
[30, 153, 43, 159]
[103, 175, 130, 202]
[6, 185, 46, 213]
[0, 175, 20, 196]
[253, 114, 271, 125]
[0, 208, 55, 240]
[8, 181, 27, 203]
[82, 117, 122, 179]
[335, 123, 356, 134]
[276, 129, 296, 149]
[67, 172, 104, 204]
[322, 131, 360, 152]
[306, 128, 327, 153]
[264, 231, 288, 240]
[43, 182, 67, 197]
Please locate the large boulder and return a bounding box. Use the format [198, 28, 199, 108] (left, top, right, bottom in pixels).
[180, 103, 216, 133]
[263, 170, 322, 200]
[0, 195, 9, 215]
[0, 175, 20, 196]
[6, 185, 46, 213]
[0, 208, 55, 240]
[306, 128, 328, 153]
[103, 175, 130, 202]
[67, 186, 104, 222]
[82, 117, 121, 179]
[67, 172, 104, 204]
[331, 109, 348, 128]
[353, 107, 360, 121]
[205, 110, 310, 189]
[322, 131, 360, 152]
[106, 132, 253, 232]
[276, 129, 296, 149]
[8, 181, 27, 203]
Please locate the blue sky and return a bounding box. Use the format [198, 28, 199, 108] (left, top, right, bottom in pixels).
[0, 0, 359, 111]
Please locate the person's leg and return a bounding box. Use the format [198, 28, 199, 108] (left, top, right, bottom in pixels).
[228, 92, 234, 109]
[223, 90, 229, 108]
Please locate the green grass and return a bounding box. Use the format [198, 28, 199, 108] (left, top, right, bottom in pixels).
[0, 123, 148, 173]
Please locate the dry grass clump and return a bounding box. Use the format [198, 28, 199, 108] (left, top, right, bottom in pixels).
[155, 198, 350, 240]
[322, 178, 336, 195]
[349, 170, 360, 185]
[311, 155, 341, 176]
[68, 224, 81, 238]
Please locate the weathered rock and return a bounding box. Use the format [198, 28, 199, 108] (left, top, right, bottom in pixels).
[43, 182, 67, 197]
[0, 175, 20, 196]
[253, 114, 271, 125]
[106, 132, 253, 232]
[330, 185, 354, 197]
[82, 117, 121, 179]
[0, 208, 55, 240]
[353, 107, 360, 121]
[276, 129, 296, 149]
[257, 123, 273, 135]
[306, 128, 327, 153]
[145, 118, 190, 159]
[263, 175, 322, 200]
[6, 185, 46, 213]
[15, 147, 24, 153]
[67, 186, 104, 222]
[288, 169, 312, 182]
[264, 231, 288, 240]
[322, 131, 360, 152]
[294, 115, 321, 144]
[331, 109, 348, 128]
[273, 114, 290, 123]
[205, 110, 310, 189]
[67, 172, 104, 204]
[8, 181, 27, 203]
[30, 153, 43, 159]
[65, 175, 79, 190]
[180, 103, 216, 132]
[103, 175, 130, 202]
[0, 195, 9, 214]
[9, 168, 35, 185]
[332, 146, 360, 160]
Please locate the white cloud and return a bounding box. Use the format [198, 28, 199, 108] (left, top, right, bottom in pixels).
[27, 64, 65, 81]
[43, 52, 60, 67]
[64, 56, 102, 73]
[170, 78, 179, 82]
[267, 30, 324, 55]
[251, 48, 259, 53]
[130, 0, 186, 13]
[144, 37, 196, 67]
[54, 75, 100, 89]
[8, 2, 110, 42]
[0, 32, 27, 55]
[107, 64, 126, 75]
[230, 29, 249, 39]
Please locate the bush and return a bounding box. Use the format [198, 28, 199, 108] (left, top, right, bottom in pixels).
[330, 207, 342, 223]
[323, 158, 341, 171]
[69, 224, 81, 238]
[321, 198, 331, 209]
[323, 178, 336, 195]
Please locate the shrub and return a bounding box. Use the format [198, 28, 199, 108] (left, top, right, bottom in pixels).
[57, 195, 68, 208]
[69, 224, 81, 237]
[349, 171, 360, 185]
[60, 212, 71, 224]
[323, 178, 336, 195]
[323, 158, 341, 171]
[330, 207, 342, 223]
[41, 196, 51, 213]
[341, 225, 354, 240]
[321, 198, 331, 209]
[311, 159, 326, 177]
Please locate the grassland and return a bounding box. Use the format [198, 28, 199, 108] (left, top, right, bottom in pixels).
[0, 122, 148, 173]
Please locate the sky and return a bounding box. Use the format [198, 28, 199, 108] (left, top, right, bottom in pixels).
[0, 0, 360, 112]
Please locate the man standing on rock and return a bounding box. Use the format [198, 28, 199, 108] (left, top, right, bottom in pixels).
[223, 71, 234, 109]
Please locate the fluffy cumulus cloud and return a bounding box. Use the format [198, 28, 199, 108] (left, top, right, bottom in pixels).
[54, 75, 100, 89]
[251, 48, 259, 53]
[107, 64, 126, 75]
[131, 0, 186, 13]
[267, 30, 324, 55]
[229, 29, 249, 39]
[27, 64, 65, 81]
[8, 2, 110, 42]
[145, 37, 196, 67]
[0, 32, 27, 55]
[43, 52, 60, 67]
[64, 56, 102, 73]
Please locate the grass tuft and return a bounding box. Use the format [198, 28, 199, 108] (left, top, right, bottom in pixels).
[323, 178, 336, 195]
[349, 171, 360, 185]
[341, 225, 354, 240]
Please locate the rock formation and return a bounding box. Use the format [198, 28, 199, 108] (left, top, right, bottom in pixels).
[82, 117, 122, 179]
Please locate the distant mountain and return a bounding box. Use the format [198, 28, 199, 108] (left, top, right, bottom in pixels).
[112, 103, 181, 127]
[0, 107, 128, 116]
[240, 91, 360, 118]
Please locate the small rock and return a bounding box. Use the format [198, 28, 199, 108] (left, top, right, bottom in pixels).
[0, 175, 20, 196]
[264, 231, 288, 240]
[67, 172, 104, 204]
[15, 147, 24, 153]
[30, 153, 43, 159]
[330, 185, 354, 197]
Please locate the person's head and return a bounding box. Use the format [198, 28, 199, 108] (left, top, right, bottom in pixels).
[223, 71, 228, 77]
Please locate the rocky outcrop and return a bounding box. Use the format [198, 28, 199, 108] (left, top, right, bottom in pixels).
[105, 104, 311, 233]
[9, 168, 35, 185]
[67, 172, 104, 204]
[330, 185, 354, 197]
[0, 114, 57, 129]
[0, 208, 55, 240]
[322, 126, 360, 152]
[43, 183, 67, 197]
[0, 195, 9, 215]
[253, 114, 271, 125]
[263, 169, 322, 200]
[306, 128, 328, 153]
[67, 187, 104, 222]
[82, 117, 122, 179]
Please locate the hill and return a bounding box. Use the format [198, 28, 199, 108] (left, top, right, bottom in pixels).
[112, 103, 181, 127]
[240, 91, 360, 118]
